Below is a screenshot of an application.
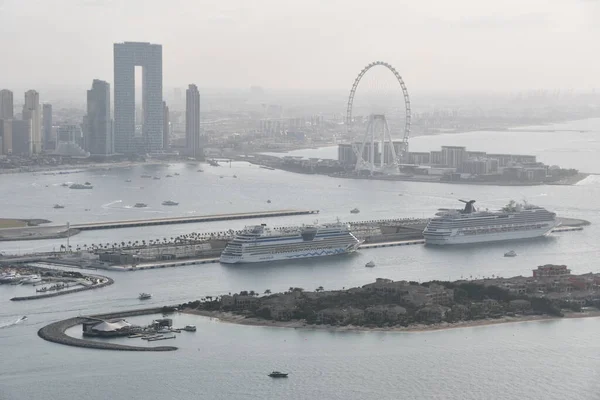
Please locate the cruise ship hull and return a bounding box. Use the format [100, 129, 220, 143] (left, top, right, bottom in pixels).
[219, 243, 361, 264]
[424, 225, 556, 245]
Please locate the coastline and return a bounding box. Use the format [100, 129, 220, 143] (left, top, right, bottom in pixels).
[183, 309, 600, 334]
[0, 160, 170, 176]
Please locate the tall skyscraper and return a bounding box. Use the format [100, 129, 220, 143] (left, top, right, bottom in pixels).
[11, 120, 32, 156]
[85, 79, 112, 155]
[113, 41, 163, 154]
[0, 89, 14, 119]
[0, 119, 13, 155]
[162, 101, 169, 150]
[43, 104, 53, 150]
[186, 84, 200, 157]
[22, 90, 41, 154]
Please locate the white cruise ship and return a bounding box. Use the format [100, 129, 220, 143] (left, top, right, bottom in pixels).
[219, 222, 362, 264]
[423, 200, 559, 245]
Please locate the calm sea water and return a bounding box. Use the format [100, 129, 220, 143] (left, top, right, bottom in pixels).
[2, 119, 600, 399]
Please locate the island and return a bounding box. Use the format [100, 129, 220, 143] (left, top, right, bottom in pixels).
[180, 264, 600, 332]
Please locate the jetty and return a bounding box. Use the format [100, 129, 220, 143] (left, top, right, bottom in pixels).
[37, 307, 178, 351]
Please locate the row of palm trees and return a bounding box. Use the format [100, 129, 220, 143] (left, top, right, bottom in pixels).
[75, 230, 242, 254]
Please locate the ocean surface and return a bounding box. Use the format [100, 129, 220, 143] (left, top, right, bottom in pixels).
[2, 119, 600, 399]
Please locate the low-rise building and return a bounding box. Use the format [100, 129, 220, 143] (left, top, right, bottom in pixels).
[533, 265, 571, 278]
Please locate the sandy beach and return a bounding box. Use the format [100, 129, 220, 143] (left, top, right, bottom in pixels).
[183, 309, 600, 334]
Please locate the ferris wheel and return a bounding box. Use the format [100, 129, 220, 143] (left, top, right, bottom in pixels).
[346, 61, 412, 173]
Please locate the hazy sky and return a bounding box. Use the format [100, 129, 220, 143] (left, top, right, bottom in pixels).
[0, 0, 598, 92]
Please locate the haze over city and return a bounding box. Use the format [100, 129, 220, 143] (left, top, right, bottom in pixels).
[3, 2, 600, 400]
[1, 0, 599, 92]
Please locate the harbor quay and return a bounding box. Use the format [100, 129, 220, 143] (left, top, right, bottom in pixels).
[1, 217, 589, 271]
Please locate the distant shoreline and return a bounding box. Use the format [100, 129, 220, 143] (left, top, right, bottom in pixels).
[183, 309, 600, 334]
[0, 160, 171, 176]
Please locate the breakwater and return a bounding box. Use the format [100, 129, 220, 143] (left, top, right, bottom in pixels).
[10, 273, 114, 301]
[37, 307, 178, 351]
[72, 209, 319, 231]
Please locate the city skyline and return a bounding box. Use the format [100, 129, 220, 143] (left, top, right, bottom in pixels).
[0, 0, 598, 92]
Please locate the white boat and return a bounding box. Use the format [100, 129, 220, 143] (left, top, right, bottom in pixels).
[350, 208, 360, 214]
[21, 275, 42, 285]
[365, 261, 375, 268]
[504, 250, 517, 257]
[134, 203, 148, 208]
[53, 204, 65, 209]
[139, 293, 152, 300]
[220, 222, 362, 264]
[423, 200, 559, 245]
[162, 200, 179, 206]
[157, 327, 171, 334]
[183, 325, 197, 332]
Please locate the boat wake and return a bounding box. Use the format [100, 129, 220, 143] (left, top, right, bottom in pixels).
[0, 316, 27, 329]
[102, 200, 123, 208]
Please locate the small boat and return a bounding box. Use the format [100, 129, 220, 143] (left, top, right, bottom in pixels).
[233, 175, 237, 178]
[153, 176, 160, 180]
[53, 204, 65, 209]
[60, 183, 69, 187]
[219, 176, 224, 178]
[128, 333, 144, 338]
[141, 174, 152, 178]
[350, 208, 360, 214]
[504, 250, 517, 257]
[139, 292, 152, 300]
[84, 182, 92, 185]
[166, 174, 173, 178]
[267, 200, 271, 204]
[268, 371, 288, 378]
[125, 179, 132, 182]
[141, 334, 162, 340]
[174, 173, 180, 176]
[197, 169, 204, 172]
[134, 203, 148, 208]
[365, 261, 375, 268]
[162, 200, 179, 206]
[260, 166, 275, 171]
[70, 183, 93, 189]
[183, 325, 197, 332]
[147, 335, 176, 342]
[157, 327, 171, 334]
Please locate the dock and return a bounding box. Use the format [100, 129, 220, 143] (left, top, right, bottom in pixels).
[71, 209, 319, 231]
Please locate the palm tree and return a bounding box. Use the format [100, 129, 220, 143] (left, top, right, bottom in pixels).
[264, 289, 271, 294]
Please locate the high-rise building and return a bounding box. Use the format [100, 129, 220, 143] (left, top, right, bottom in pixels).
[43, 104, 53, 150]
[113, 41, 163, 154]
[22, 90, 42, 154]
[185, 84, 200, 157]
[162, 101, 169, 149]
[0, 119, 13, 154]
[0, 89, 14, 119]
[11, 120, 32, 156]
[85, 79, 112, 155]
